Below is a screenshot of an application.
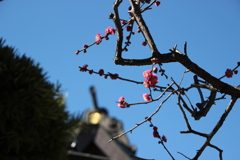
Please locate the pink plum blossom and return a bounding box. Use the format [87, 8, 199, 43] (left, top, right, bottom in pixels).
[95, 33, 102, 44]
[117, 97, 129, 108]
[143, 93, 151, 101]
[143, 69, 153, 79]
[143, 74, 158, 88]
[148, 74, 158, 87]
[105, 27, 115, 35]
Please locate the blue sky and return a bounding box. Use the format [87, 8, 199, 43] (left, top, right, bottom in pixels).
[1, 0, 240, 159]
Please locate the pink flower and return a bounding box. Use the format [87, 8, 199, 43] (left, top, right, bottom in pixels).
[148, 74, 158, 87]
[105, 27, 115, 35]
[118, 97, 125, 103]
[143, 70, 153, 79]
[95, 33, 102, 44]
[155, 1, 161, 7]
[143, 93, 151, 101]
[162, 135, 167, 142]
[117, 97, 129, 108]
[225, 69, 233, 78]
[143, 79, 150, 88]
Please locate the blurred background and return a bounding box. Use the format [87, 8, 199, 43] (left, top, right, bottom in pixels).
[1, 0, 240, 159]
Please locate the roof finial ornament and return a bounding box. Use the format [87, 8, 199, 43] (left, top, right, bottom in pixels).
[90, 86, 99, 109]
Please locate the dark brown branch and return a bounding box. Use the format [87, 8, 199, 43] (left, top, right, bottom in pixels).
[208, 143, 223, 160]
[194, 75, 204, 103]
[111, 0, 123, 59]
[177, 94, 192, 131]
[192, 97, 238, 160]
[187, 83, 219, 92]
[201, 91, 216, 116]
[129, 0, 160, 57]
[114, 52, 240, 98]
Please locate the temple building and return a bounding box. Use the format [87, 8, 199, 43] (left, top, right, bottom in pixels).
[68, 86, 136, 160]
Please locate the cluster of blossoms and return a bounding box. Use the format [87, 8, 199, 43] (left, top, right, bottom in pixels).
[117, 58, 162, 107]
[96, 27, 116, 44]
[75, 1, 161, 55]
[143, 68, 158, 88]
[117, 97, 129, 108]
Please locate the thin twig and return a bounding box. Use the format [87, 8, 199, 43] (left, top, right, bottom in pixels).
[177, 152, 191, 160]
[208, 143, 223, 160]
[108, 86, 174, 142]
[192, 97, 238, 160]
[177, 94, 192, 131]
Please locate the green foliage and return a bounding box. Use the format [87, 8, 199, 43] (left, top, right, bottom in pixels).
[0, 38, 81, 160]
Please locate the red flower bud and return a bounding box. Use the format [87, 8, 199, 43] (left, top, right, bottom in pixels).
[89, 70, 93, 74]
[155, 1, 161, 7]
[80, 64, 88, 72]
[99, 69, 104, 76]
[153, 131, 160, 138]
[142, 41, 147, 46]
[110, 73, 119, 80]
[83, 44, 88, 48]
[126, 26, 132, 32]
[75, 50, 80, 55]
[153, 126, 158, 131]
[162, 135, 167, 142]
[225, 69, 233, 78]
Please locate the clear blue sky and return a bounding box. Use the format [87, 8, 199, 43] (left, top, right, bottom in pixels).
[1, 0, 240, 159]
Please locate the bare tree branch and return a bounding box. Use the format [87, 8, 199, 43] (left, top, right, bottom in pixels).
[108, 84, 174, 143]
[192, 97, 238, 160]
[129, 0, 160, 57]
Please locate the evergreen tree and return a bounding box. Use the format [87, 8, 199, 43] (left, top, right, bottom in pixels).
[0, 38, 81, 160]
